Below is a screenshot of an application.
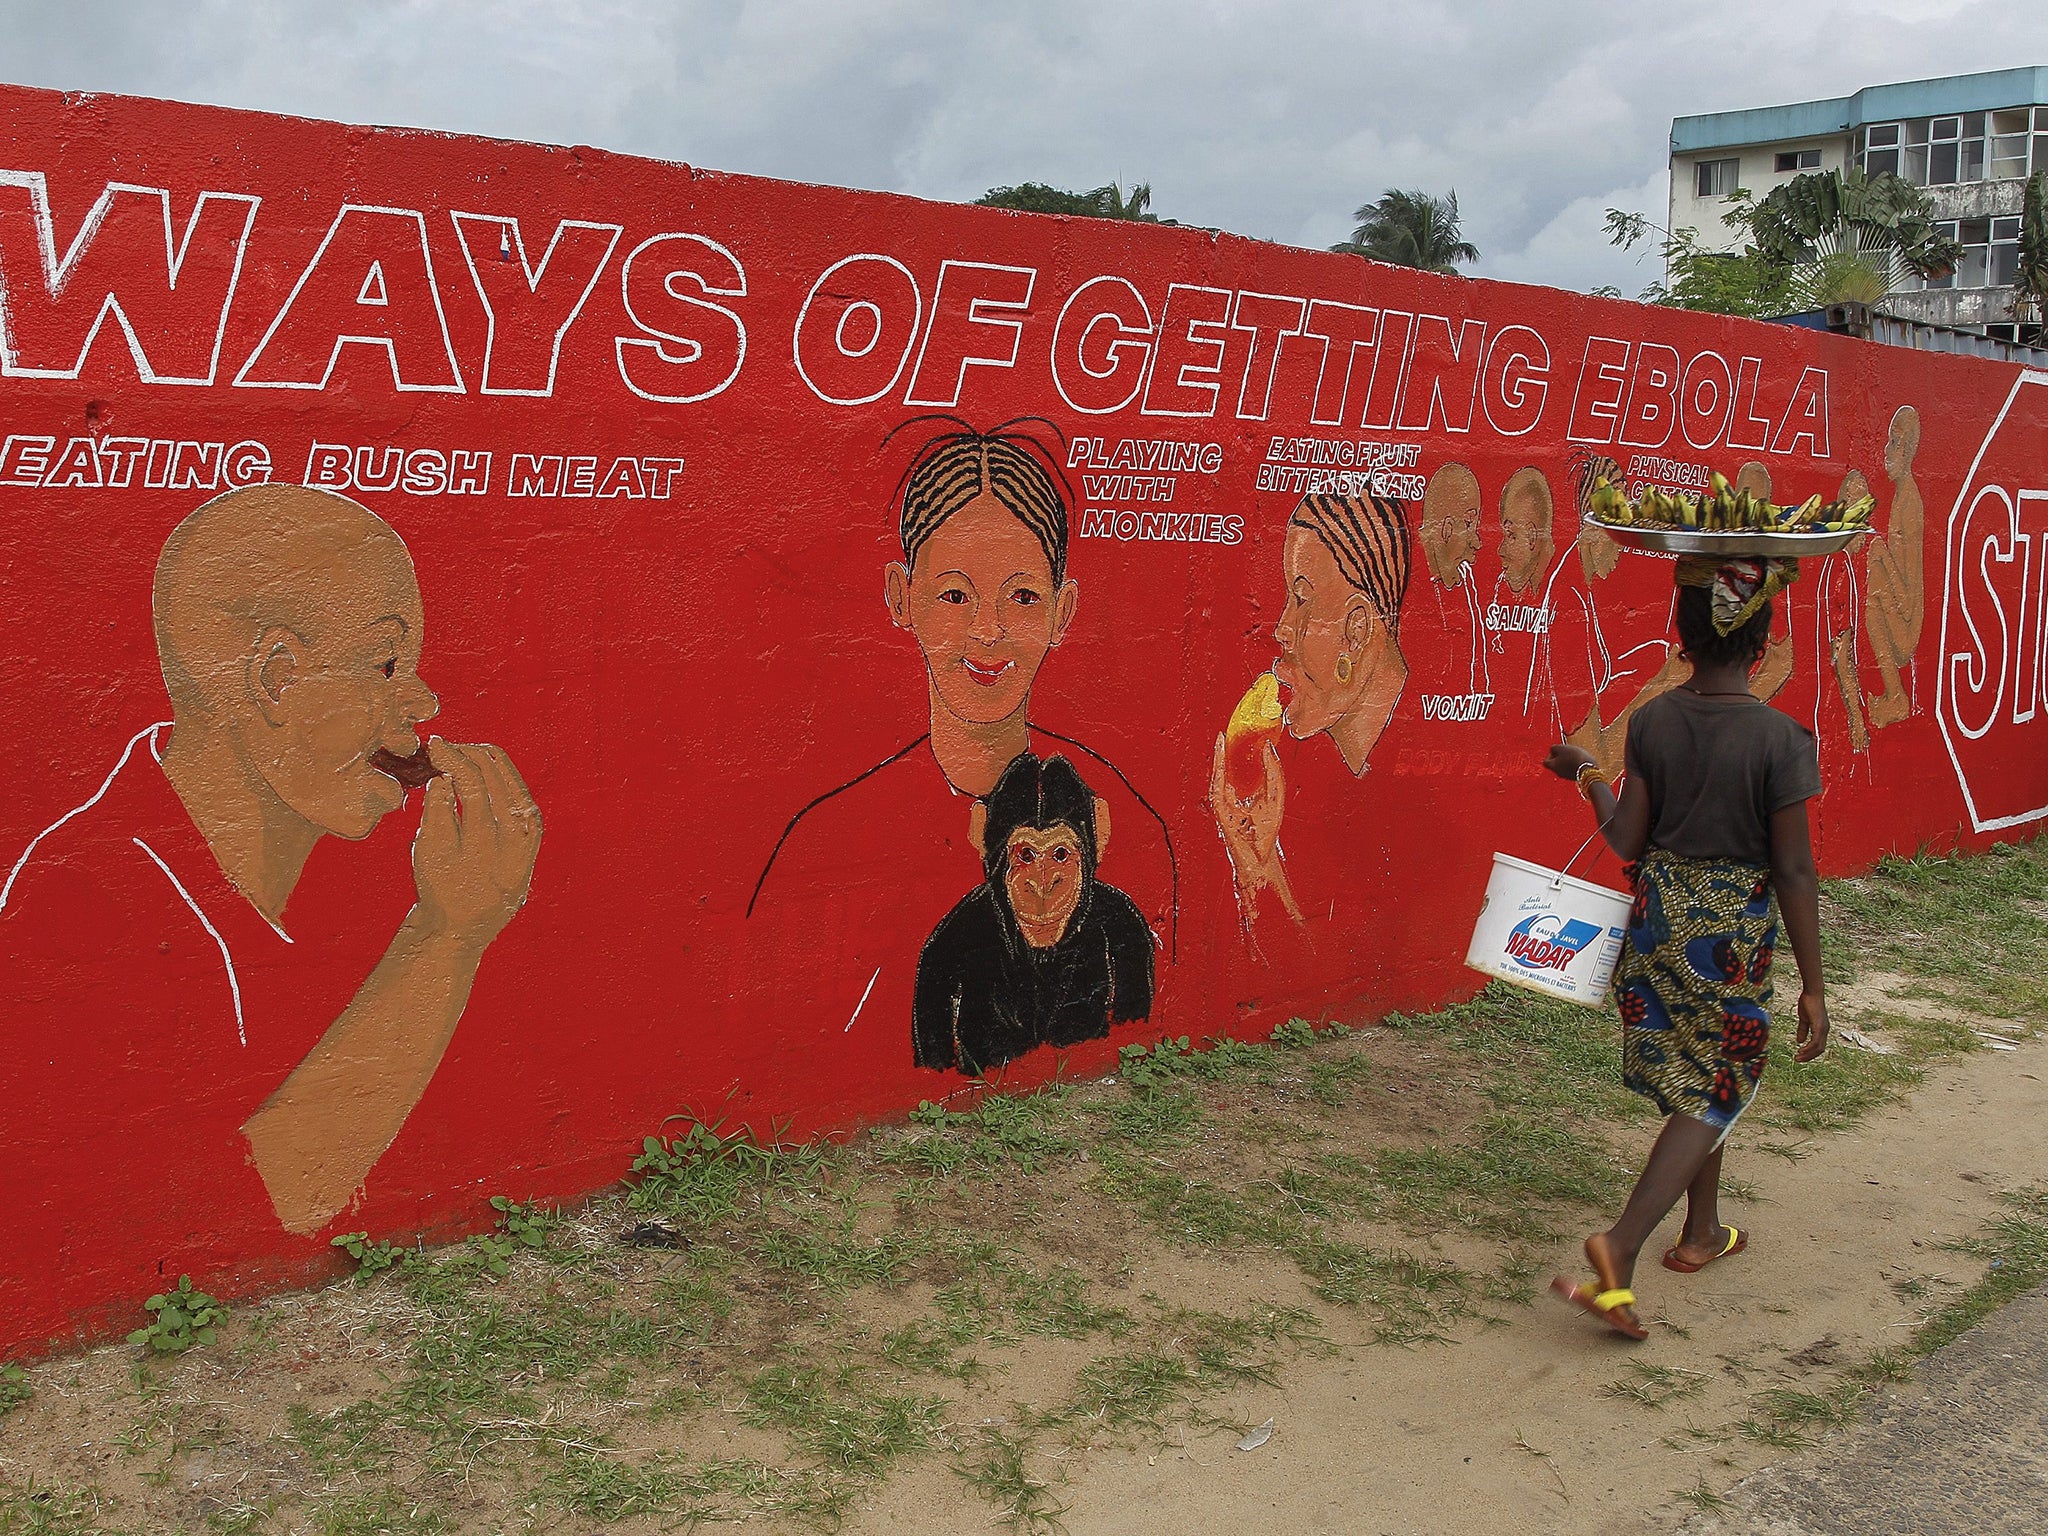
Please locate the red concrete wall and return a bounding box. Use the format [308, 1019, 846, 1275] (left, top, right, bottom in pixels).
[0, 83, 2040, 1355]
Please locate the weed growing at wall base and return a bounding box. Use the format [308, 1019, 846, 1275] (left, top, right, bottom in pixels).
[126, 1275, 224, 1354]
[330, 1231, 405, 1277]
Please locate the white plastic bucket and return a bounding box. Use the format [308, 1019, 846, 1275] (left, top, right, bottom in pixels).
[1464, 852, 1633, 1008]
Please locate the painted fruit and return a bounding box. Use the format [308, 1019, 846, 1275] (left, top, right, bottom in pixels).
[1224, 673, 1285, 798]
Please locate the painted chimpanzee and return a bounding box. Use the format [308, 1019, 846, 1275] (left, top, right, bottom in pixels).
[913, 752, 1155, 1076]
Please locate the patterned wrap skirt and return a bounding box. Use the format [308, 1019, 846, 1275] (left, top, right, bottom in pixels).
[1613, 848, 1778, 1133]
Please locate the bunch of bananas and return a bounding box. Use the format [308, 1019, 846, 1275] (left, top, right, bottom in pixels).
[1588, 472, 1875, 534]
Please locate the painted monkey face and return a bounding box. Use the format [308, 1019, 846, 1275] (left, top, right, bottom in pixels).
[1273, 526, 1377, 739]
[890, 493, 1077, 728]
[1004, 822, 1085, 947]
[255, 541, 440, 840]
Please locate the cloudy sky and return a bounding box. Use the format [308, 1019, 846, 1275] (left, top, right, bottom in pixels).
[5, 0, 2047, 294]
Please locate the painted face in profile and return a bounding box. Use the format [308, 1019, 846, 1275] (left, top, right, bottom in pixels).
[1577, 521, 1623, 581]
[1498, 472, 1556, 596]
[888, 493, 1078, 729]
[1884, 405, 1920, 482]
[1273, 525, 1377, 739]
[1420, 466, 1482, 588]
[259, 539, 441, 841]
[1004, 822, 1084, 947]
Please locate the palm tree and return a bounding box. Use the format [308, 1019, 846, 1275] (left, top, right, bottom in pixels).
[1332, 190, 1480, 273]
[976, 181, 1160, 222]
[1741, 168, 1962, 311]
[1089, 182, 1155, 221]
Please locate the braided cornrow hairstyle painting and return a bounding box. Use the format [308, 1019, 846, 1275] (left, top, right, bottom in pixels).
[1289, 492, 1413, 637]
[1569, 449, 1625, 581]
[1209, 488, 1415, 951]
[750, 413, 1179, 1018]
[888, 415, 1075, 586]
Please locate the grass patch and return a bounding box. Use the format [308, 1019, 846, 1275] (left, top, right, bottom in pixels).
[311, 1490, 446, 1536]
[6, 844, 2042, 1536]
[741, 1364, 947, 1474]
[0, 1479, 131, 1536]
[1823, 841, 2048, 1017]
[949, 1423, 1067, 1536]
[1054, 1302, 1327, 1440]
[1602, 1360, 1711, 1409]
[1910, 1185, 2048, 1354]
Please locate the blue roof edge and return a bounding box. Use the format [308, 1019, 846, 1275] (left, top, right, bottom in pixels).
[1672, 66, 2048, 153]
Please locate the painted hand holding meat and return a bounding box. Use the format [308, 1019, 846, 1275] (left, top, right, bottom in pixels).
[0, 81, 2021, 1356]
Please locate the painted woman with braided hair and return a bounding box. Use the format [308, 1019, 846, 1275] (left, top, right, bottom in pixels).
[1210, 491, 1411, 952]
[745, 419, 1175, 1117]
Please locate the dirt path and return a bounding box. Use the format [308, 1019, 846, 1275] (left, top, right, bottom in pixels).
[847, 1031, 2048, 1536]
[1681, 1282, 2048, 1535]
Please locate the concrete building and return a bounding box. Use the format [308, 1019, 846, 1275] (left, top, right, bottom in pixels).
[1670, 67, 2048, 335]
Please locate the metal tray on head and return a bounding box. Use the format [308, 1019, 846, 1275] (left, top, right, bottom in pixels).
[1581, 512, 1863, 558]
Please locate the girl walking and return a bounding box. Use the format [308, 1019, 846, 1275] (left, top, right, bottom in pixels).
[1545, 556, 1829, 1339]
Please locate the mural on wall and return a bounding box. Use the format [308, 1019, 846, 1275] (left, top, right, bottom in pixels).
[913, 751, 1153, 1075]
[1210, 492, 1411, 955]
[0, 82, 2036, 1354]
[1818, 467, 1878, 753]
[1417, 463, 1490, 710]
[1866, 405, 1927, 728]
[746, 419, 1176, 1063]
[1528, 451, 1665, 777]
[1, 484, 539, 1276]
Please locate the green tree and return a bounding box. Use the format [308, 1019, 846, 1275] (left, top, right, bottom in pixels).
[1602, 208, 1793, 317]
[975, 181, 1160, 221]
[1743, 168, 1961, 305]
[2011, 169, 2048, 328]
[1605, 168, 1961, 317]
[1331, 189, 1480, 273]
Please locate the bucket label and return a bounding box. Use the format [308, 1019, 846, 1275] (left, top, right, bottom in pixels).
[1503, 913, 1602, 973]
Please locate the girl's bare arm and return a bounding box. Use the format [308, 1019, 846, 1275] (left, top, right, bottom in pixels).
[1769, 800, 1829, 1062]
[1543, 744, 1650, 861]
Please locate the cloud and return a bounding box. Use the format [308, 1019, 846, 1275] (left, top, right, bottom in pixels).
[3, 0, 2046, 293]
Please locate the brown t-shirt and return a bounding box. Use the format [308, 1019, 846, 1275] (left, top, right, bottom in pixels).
[1625, 689, 1822, 866]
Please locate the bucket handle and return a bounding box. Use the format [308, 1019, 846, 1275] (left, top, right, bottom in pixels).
[1552, 779, 1623, 888]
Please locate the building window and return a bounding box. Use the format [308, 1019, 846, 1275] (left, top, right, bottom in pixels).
[1860, 108, 2040, 185]
[1992, 108, 2032, 179]
[1696, 158, 1740, 198]
[1775, 148, 1821, 172]
[1933, 217, 2023, 289]
[1929, 116, 1962, 185]
[1991, 215, 2022, 288]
